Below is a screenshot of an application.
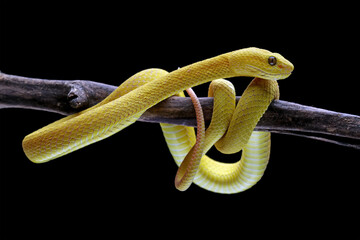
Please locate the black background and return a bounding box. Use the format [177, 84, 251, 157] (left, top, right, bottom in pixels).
[1, 1, 359, 238]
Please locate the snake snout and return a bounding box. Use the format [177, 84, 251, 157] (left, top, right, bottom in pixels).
[280, 61, 294, 74]
[271, 53, 294, 80]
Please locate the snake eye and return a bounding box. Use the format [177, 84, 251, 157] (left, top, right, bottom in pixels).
[268, 56, 277, 66]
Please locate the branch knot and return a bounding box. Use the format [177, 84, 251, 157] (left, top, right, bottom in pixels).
[67, 82, 89, 110]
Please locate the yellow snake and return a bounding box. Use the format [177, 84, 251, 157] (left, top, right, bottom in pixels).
[22, 47, 293, 194]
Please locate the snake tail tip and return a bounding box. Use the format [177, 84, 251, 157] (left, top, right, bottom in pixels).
[174, 178, 189, 192]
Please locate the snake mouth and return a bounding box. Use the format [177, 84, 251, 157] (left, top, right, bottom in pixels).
[245, 65, 292, 80]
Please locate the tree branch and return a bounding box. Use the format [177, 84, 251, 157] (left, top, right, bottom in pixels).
[0, 72, 115, 115]
[1, 72, 359, 149]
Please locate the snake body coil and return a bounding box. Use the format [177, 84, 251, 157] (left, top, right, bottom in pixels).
[22, 47, 293, 193]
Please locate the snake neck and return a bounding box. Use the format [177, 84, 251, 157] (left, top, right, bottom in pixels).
[169, 54, 235, 88]
[131, 53, 238, 107]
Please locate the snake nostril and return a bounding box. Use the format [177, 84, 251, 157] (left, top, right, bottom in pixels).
[279, 64, 294, 73]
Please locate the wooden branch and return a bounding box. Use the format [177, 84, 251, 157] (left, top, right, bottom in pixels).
[0, 72, 115, 115]
[1, 72, 360, 149]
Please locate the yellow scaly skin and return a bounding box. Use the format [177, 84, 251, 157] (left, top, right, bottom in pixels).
[22, 47, 294, 193]
[163, 78, 280, 193]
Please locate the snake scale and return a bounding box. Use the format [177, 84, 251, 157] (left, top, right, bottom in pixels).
[22, 47, 294, 194]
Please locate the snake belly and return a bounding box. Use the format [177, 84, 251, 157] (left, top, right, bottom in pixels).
[22, 47, 293, 193]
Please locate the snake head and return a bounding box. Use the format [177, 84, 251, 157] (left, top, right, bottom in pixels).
[229, 47, 294, 80]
